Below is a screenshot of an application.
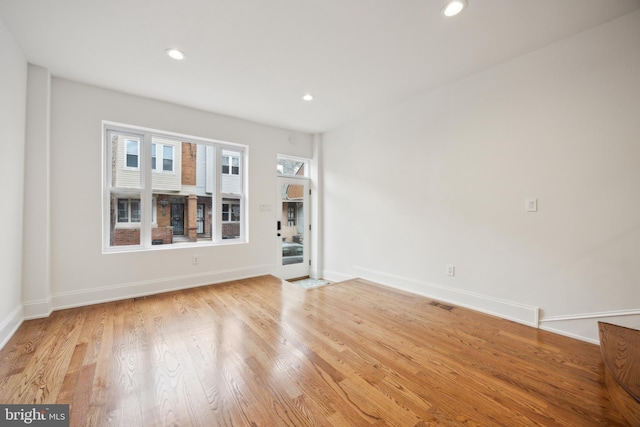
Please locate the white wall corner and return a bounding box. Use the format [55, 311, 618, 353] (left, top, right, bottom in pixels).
[352, 266, 540, 328]
[23, 63, 52, 312]
[0, 305, 24, 350]
[310, 133, 323, 280]
[23, 297, 53, 320]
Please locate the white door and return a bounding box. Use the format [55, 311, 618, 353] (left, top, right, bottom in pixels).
[276, 177, 310, 280]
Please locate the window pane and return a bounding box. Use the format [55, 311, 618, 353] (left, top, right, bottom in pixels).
[130, 199, 141, 222]
[109, 133, 142, 189]
[110, 194, 140, 247]
[150, 140, 214, 246]
[197, 204, 205, 234]
[151, 144, 156, 170]
[280, 182, 304, 265]
[126, 139, 139, 168]
[151, 194, 173, 245]
[151, 138, 181, 192]
[222, 197, 241, 239]
[221, 150, 242, 195]
[277, 157, 308, 177]
[222, 156, 230, 174]
[117, 199, 128, 222]
[163, 145, 173, 171]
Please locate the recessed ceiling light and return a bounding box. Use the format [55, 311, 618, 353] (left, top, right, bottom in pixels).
[302, 94, 314, 101]
[165, 48, 186, 61]
[442, 0, 467, 17]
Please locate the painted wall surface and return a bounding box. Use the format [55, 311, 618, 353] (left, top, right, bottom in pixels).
[322, 11, 640, 342]
[0, 17, 27, 346]
[23, 64, 52, 318]
[45, 79, 312, 310]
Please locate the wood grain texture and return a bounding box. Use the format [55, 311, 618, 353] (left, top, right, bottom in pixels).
[598, 321, 640, 426]
[0, 276, 628, 426]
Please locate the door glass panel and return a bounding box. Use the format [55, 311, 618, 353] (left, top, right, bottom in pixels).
[281, 183, 305, 265]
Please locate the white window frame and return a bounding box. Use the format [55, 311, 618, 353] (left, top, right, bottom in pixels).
[103, 122, 248, 252]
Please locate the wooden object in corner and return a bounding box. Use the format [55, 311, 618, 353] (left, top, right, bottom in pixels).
[598, 321, 640, 426]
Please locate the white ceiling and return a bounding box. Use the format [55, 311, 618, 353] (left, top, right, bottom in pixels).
[1, 0, 639, 133]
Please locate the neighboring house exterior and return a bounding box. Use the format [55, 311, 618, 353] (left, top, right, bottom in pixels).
[112, 135, 242, 245]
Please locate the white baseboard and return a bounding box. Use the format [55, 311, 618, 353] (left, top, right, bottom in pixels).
[539, 324, 600, 345]
[52, 264, 272, 311]
[322, 269, 354, 284]
[0, 305, 24, 350]
[23, 297, 53, 319]
[539, 309, 640, 344]
[352, 266, 539, 327]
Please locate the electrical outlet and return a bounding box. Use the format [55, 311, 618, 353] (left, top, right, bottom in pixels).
[525, 198, 537, 212]
[447, 265, 455, 277]
[193, 256, 199, 265]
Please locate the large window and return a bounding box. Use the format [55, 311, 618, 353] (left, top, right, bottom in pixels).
[103, 123, 247, 251]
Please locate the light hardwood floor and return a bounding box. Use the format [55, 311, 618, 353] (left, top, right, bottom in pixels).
[0, 276, 627, 426]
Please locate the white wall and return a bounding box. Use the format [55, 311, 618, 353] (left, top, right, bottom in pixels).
[322, 10, 640, 343]
[39, 79, 312, 311]
[0, 17, 27, 347]
[23, 64, 52, 318]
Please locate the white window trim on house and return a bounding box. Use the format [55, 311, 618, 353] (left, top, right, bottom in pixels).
[125, 138, 140, 170]
[222, 200, 241, 223]
[152, 143, 175, 173]
[222, 154, 240, 175]
[103, 121, 248, 252]
[115, 197, 158, 228]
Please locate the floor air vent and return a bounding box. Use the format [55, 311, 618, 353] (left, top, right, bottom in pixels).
[430, 301, 454, 311]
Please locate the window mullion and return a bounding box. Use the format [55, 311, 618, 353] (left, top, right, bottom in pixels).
[141, 132, 153, 248]
[214, 146, 222, 243]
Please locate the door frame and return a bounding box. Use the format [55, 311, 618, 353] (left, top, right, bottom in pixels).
[276, 177, 310, 280]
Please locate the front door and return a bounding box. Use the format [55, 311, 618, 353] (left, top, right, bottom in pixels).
[276, 177, 309, 280]
[171, 203, 184, 235]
